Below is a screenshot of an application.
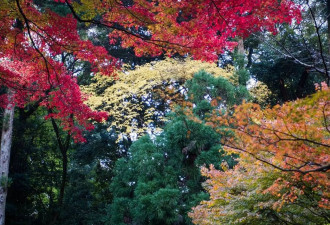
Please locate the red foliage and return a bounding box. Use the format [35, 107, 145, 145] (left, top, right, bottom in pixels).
[0, 0, 301, 141]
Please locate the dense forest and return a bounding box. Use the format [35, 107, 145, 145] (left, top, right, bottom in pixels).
[0, 0, 329, 224]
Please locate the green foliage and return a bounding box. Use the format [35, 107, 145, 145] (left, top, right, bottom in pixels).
[233, 53, 250, 86]
[186, 70, 249, 111]
[58, 121, 122, 225]
[107, 71, 248, 225]
[6, 108, 63, 225]
[6, 110, 122, 225]
[33, 0, 71, 16]
[250, 0, 328, 105]
[251, 57, 319, 104]
[108, 135, 182, 225]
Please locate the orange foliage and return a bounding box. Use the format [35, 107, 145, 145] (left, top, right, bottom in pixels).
[206, 86, 330, 209]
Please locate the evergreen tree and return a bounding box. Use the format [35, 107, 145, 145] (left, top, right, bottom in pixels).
[107, 71, 249, 225]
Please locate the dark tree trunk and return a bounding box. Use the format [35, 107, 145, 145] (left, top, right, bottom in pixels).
[279, 78, 289, 102]
[49, 115, 70, 225]
[296, 69, 309, 98]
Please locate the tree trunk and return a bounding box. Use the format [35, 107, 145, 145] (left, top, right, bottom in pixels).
[0, 90, 15, 225]
[237, 38, 244, 55]
[58, 151, 68, 208]
[279, 78, 289, 102]
[296, 69, 309, 98]
[49, 115, 70, 225]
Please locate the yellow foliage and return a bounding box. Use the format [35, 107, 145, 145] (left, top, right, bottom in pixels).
[82, 58, 235, 140]
[249, 81, 272, 106]
[72, 0, 109, 21]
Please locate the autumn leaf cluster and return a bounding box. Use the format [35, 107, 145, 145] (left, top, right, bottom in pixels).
[82, 58, 235, 139]
[190, 86, 330, 224]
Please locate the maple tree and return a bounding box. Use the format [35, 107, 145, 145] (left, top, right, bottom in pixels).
[190, 86, 330, 224]
[189, 158, 329, 224]
[0, 0, 300, 223]
[0, 0, 301, 140]
[0, 0, 301, 143]
[82, 58, 236, 141]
